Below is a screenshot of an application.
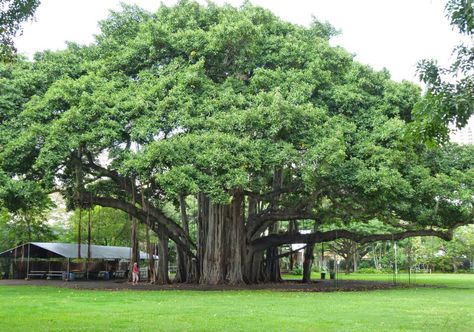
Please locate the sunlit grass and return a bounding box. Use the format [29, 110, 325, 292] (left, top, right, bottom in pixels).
[283, 272, 474, 289]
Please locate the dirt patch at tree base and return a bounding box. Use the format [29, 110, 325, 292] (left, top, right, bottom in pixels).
[0, 279, 416, 292]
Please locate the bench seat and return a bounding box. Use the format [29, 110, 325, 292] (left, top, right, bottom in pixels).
[27, 271, 47, 279]
[46, 271, 65, 279]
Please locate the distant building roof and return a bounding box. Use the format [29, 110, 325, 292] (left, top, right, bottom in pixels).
[0, 242, 155, 260]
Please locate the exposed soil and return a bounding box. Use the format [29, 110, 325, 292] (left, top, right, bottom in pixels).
[0, 278, 409, 292]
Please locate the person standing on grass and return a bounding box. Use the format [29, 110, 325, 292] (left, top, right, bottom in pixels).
[132, 262, 139, 285]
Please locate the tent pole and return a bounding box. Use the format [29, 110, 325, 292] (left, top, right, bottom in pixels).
[26, 243, 30, 280]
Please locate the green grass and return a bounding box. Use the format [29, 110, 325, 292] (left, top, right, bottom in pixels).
[285, 272, 474, 288]
[1, 274, 473, 331]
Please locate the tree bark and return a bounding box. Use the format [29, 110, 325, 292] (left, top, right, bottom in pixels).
[353, 243, 358, 273]
[197, 193, 208, 282]
[288, 221, 298, 271]
[129, 180, 139, 281]
[245, 249, 264, 284]
[252, 228, 454, 252]
[264, 247, 281, 282]
[226, 190, 245, 284]
[197, 191, 246, 285]
[156, 224, 170, 284]
[146, 225, 156, 283]
[141, 184, 156, 283]
[200, 200, 227, 284]
[129, 216, 139, 280]
[302, 243, 314, 283]
[175, 194, 190, 283]
[263, 222, 282, 283]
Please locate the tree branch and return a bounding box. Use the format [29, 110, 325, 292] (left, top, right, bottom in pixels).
[251, 228, 454, 252]
[247, 209, 318, 239]
[80, 192, 197, 259]
[273, 244, 308, 261]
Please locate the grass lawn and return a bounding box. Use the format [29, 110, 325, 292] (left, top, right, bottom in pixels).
[1, 274, 473, 331]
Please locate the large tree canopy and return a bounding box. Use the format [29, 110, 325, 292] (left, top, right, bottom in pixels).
[0, 1, 473, 284]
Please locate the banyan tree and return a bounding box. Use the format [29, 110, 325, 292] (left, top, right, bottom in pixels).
[1, 1, 473, 285]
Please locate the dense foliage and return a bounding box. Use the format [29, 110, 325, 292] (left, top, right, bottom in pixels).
[0, 1, 473, 284]
[414, 0, 474, 142]
[0, 0, 41, 60]
[58, 207, 133, 247]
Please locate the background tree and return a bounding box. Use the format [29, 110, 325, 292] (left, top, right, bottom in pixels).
[0, 0, 40, 60]
[414, 0, 474, 143]
[0, 170, 55, 251]
[58, 206, 133, 247]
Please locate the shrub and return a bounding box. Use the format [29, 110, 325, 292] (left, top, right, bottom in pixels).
[355, 268, 387, 274]
[289, 265, 303, 275]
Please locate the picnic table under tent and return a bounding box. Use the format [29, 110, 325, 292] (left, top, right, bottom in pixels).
[0, 242, 157, 281]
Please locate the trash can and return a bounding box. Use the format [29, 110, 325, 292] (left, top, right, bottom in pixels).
[329, 272, 335, 280]
[68, 272, 75, 281]
[320, 272, 326, 280]
[103, 271, 110, 280]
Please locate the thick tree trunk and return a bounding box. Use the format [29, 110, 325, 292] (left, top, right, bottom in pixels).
[77, 209, 82, 259]
[226, 190, 245, 284]
[200, 201, 227, 284]
[141, 185, 156, 283]
[302, 243, 314, 283]
[264, 247, 281, 282]
[344, 254, 352, 274]
[245, 249, 264, 284]
[75, 147, 83, 259]
[175, 195, 190, 283]
[288, 221, 298, 271]
[353, 243, 358, 273]
[129, 179, 139, 281]
[86, 208, 92, 279]
[289, 252, 295, 271]
[156, 224, 170, 284]
[264, 221, 282, 283]
[244, 195, 261, 283]
[175, 249, 187, 283]
[452, 262, 458, 273]
[187, 258, 199, 284]
[197, 193, 208, 282]
[146, 225, 156, 284]
[129, 216, 139, 280]
[198, 191, 246, 285]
